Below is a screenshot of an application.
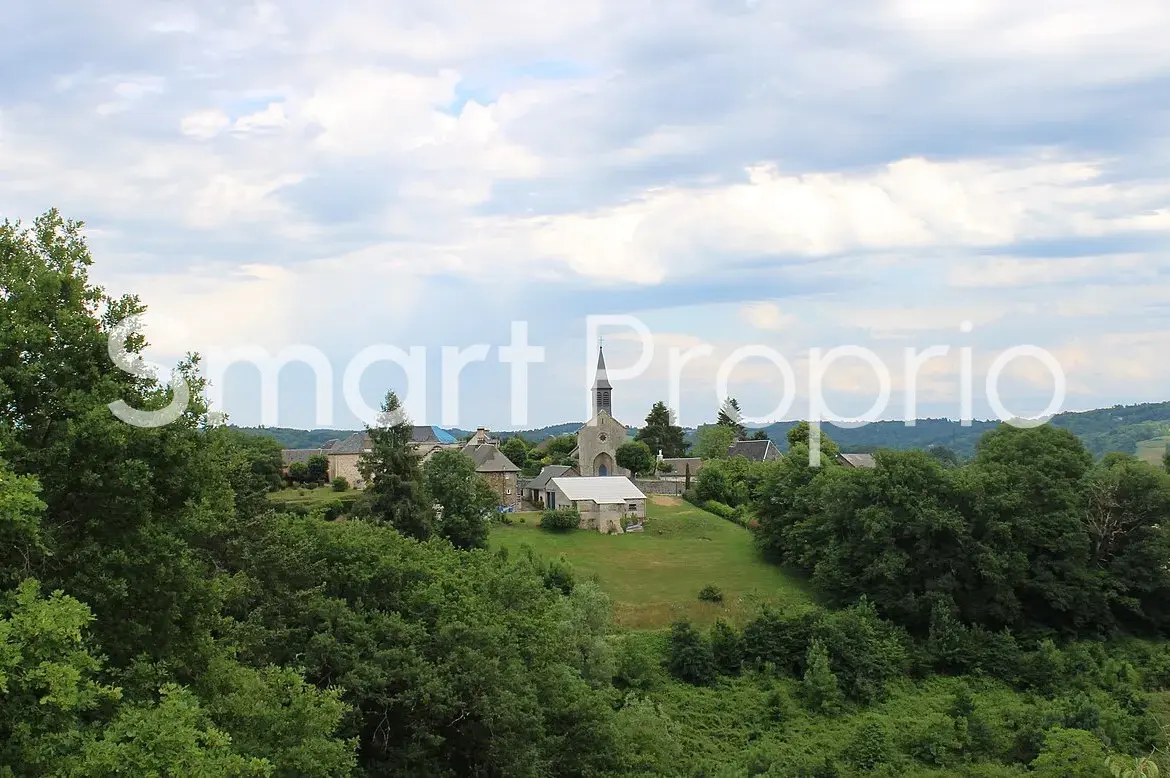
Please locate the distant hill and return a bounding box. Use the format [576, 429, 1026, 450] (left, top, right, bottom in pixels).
[232, 400, 1170, 461]
[753, 400, 1170, 459]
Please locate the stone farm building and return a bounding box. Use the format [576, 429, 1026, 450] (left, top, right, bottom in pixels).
[281, 425, 521, 509]
[546, 476, 646, 534]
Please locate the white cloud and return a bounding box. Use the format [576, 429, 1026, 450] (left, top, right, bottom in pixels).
[181, 109, 231, 139]
[740, 302, 797, 332]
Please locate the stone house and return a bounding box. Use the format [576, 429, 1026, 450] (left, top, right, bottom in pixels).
[546, 476, 646, 534]
[318, 426, 461, 488]
[522, 464, 579, 506]
[462, 441, 522, 510]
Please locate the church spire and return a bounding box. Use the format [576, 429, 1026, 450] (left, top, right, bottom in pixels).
[592, 343, 613, 417]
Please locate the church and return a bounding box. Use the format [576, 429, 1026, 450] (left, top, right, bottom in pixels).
[569, 344, 632, 477]
[525, 344, 649, 534]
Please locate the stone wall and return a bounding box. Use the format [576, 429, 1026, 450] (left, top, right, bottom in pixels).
[481, 471, 520, 510]
[634, 478, 684, 496]
[328, 453, 364, 488]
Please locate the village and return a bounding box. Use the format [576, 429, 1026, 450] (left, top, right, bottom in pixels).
[279, 344, 875, 534]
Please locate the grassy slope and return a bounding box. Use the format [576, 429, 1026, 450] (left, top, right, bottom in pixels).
[491, 497, 815, 629]
[1137, 436, 1170, 466]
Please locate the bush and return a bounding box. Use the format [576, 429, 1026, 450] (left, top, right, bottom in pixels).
[704, 500, 736, 519]
[331, 476, 349, 492]
[540, 508, 580, 531]
[667, 620, 717, 686]
[710, 619, 743, 675]
[320, 499, 348, 522]
[698, 584, 724, 604]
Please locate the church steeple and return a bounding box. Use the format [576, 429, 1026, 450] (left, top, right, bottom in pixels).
[593, 343, 612, 417]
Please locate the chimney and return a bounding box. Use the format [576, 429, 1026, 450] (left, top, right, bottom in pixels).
[475, 427, 489, 445]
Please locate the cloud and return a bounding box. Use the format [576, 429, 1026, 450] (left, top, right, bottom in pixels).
[2, 0, 1169, 427]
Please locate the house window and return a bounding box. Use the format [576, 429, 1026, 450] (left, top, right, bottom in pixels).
[505, 488, 512, 495]
[628, 503, 638, 512]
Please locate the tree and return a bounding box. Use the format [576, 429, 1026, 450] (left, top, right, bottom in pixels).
[331, 476, 349, 492]
[500, 435, 530, 469]
[801, 638, 843, 714]
[288, 461, 309, 483]
[423, 448, 497, 549]
[616, 441, 654, 478]
[1163, 446, 1170, 475]
[635, 402, 688, 458]
[926, 445, 960, 468]
[717, 397, 746, 438]
[666, 620, 716, 686]
[749, 429, 770, 441]
[358, 391, 434, 541]
[694, 425, 736, 460]
[306, 454, 329, 484]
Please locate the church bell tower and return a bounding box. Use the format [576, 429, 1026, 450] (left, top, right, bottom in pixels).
[593, 344, 612, 417]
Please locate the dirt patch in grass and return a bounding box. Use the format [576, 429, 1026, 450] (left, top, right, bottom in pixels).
[650, 495, 683, 507]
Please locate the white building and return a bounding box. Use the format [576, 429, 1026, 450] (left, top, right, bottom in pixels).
[546, 476, 647, 534]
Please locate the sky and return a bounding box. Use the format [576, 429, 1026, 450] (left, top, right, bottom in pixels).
[2, 0, 1169, 431]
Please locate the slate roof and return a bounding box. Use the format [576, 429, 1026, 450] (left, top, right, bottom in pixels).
[282, 448, 324, 465]
[727, 439, 780, 462]
[328, 432, 371, 454]
[593, 347, 612, 390]
[551, 476, 646, 504]
[463, 444, 521, 473]
[838, 453, 877, 469]
[526, 465, 575, 492]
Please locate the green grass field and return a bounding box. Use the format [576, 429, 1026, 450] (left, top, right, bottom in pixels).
[1136, 436, 1170, 466]
[492, 497, 815, 630]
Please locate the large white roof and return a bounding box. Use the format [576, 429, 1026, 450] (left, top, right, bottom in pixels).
[550, 476, 646, 504]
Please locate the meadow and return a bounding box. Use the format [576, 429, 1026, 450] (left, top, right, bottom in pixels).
[491, 496, 815, 629]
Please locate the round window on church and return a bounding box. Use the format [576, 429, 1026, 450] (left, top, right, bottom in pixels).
[599, 433, 608, 442]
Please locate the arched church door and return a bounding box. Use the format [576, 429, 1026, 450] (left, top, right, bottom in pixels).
[599, 464, 608, 476]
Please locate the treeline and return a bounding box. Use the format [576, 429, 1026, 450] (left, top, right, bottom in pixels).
[0, 211, 668, 776]
[748, 402, 1170, 460]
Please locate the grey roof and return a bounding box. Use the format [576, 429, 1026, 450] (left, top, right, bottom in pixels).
[551, 476, 645, 503]
[838, 453, 877, 469]
[727, 439, 780, 462]
[282, 448, 324, 465]
[463, 444, 521, 473]
[328, 432, 371, 454]
[320, 439, 340, 451]
[526, 465, 574, 491]
[592, 346, 612, 390]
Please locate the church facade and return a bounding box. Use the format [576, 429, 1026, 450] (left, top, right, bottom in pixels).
[573, 346, 630, 477]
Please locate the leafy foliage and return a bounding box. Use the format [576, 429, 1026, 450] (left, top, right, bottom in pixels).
[615, 440, 654, 478]
[635, 401, 689, 458]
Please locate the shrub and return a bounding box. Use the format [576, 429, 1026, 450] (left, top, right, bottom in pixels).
[801, 638, 843, 714]
[698, 584, 724, 604]
[704, 500, 736, 519]
[331, 476, 349, 492]
[844, 718, 893, 771]
[543, 556, 576, 595]
[667, 620, 717, 686]
[321, 499, 348, 522]
[540, 508, 580, 531]
[710, 619, 743, 675]
[742, 608, 820, 675]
